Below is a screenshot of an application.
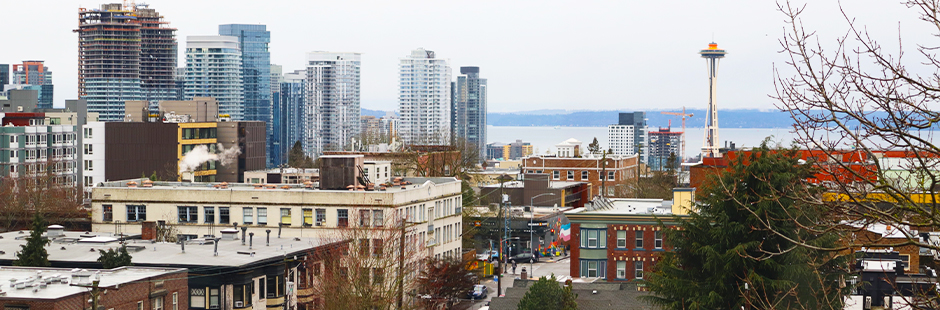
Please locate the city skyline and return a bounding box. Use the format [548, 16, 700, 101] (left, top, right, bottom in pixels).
[2, 1, 925, 113]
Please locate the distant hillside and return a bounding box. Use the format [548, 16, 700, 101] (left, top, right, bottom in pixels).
[487, 109, 796, 128]
[362, 108, 396, 118]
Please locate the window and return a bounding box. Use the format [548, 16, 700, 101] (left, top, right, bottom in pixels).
[588, 261, 598, 277]
[243, 208, 253, 224]
[173, 292, 178, 310]
[316, 209, 326, 226]
[608, 171, 615, 180]
[635, 231, 644, 248]
[267, 275, 282, 297]
[580, 260, 607, 278]
[127, 205, 146, 222]
[280, 208, 291, 225]
[234, 283, 248, 305]
[617, 261, 626, 279]
[373, 239, 383, 256]
[83, 144, 93, 155]
[359, 210, 371, 227]
[204, 207, 215, 223]
[84, 127, 92, 139]
[103, 205, 113, 222]
[178, 206, 197, 223]
[635, 261, 644, 279]
[552, 170, 560, 180]
[219, 207, 230, 224]
[138, 301, 143, 310]
[257, 208, 267, 224]
[567, 171, 573, 180]
[373, 268, 385, 285]
[303, 209, 313, 226]
[617, 230, 626, 248]
[338, 209, 348, 227]
[580, 229, 607, 249]
[208, 288, 219, 307]
[190, 288, 205, 308]
[84, 160, 92, 171]
[258, 278, 265, 298]
[373, 210, 384, 227]
[654, 231, 663, 249]
[152, 296, 164, 310]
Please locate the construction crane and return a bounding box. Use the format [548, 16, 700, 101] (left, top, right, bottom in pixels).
[660, 107, 694, 162]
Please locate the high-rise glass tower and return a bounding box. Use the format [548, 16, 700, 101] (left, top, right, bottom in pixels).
[77, 3, 176, 121]
[453, 66, 487, 161]
[10, 61, 54, 109]
[219, 25, 271, 126]
[608, 112, 648, 163]
[398, 48, 452, 146]
[304, 52, 361, 157]
[273, 69, 306, 165]
[184, 36, 243, 119]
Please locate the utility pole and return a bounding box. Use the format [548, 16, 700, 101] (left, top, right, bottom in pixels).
[397, 216, 406, 310]
[600, 151, 608, 198]
[495, 174, 512, 298]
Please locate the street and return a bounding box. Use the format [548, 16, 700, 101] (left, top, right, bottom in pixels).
[468, 255, 571, 309]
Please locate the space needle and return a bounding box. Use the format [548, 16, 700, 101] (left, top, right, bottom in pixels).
[699, 42, 726, 158]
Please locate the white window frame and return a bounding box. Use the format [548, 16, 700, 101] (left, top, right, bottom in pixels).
[617, 230, 626, 248]
[617, 261, 626, 279]
[552, 170, 560, 180]
[588, 261, 598, 277]
[635, 261, 644, 279]
[608, 171, 615, 180]
[243, 208, 254, 224]
[635, 231, 644, 248]
[655, 231, 663, 249]
[153, 296, 164, 310]
[581, 170, 588, 180]
[567, 170, 573, 180]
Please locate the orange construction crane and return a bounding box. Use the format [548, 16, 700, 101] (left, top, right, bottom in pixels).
[661, 107, 694, 161]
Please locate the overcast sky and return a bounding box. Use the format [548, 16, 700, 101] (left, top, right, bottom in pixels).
[0, 0, 930, 112]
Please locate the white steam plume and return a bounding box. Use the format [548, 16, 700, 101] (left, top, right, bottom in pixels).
[178, 144, 241, 174]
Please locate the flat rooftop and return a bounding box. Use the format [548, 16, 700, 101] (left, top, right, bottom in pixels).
[96, 177, 459, 193]
[480, 180, 585, 190]
[0, 266, 184, 300]
[0, 230, 332, 269]
[566, 198, 674, 216]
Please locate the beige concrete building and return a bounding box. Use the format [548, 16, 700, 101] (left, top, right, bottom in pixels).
[90, 176, 464, 259]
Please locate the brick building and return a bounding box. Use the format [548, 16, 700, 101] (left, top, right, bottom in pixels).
[565, 189, 693, 282]
[0, 266, 187, 310]
[521, 141, 638, 197]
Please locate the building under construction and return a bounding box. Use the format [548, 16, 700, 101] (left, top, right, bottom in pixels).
[76, 3, 176, 122]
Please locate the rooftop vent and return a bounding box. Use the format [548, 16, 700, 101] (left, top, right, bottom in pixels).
[47, 225, 65, 238]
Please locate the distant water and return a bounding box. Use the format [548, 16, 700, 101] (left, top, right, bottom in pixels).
[487, 126, 797, 158]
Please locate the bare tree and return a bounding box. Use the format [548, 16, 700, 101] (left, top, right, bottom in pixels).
[0, 160, 85, 231]
[302, 209, 427, 310]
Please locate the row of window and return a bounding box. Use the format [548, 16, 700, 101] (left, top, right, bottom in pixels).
[581, 229, 663, 249]
[105, 205, 389, 228]
[579, 259, 644, 280]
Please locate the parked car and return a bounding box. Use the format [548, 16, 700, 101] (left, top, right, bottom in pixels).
[510, 253, 538, 263]
[468, 284, 488, 300]
[477, 250, 499, 262]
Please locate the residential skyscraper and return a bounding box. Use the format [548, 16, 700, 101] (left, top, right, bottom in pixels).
[77, 3, 176, 121]
[0, 64, 9, 88]
[608, 112, 648, 163]
[184, 36, 243, 120]
[9, 61, 54, 109]
[268, 64, 283, 167]
[272, 69, 305, 166]
[398, 48, 452, 146]
[453, 66, 487, 160]
[218, 25, 272, 135]
[648, 127, 683, 171]
[304, 52, 361, 157]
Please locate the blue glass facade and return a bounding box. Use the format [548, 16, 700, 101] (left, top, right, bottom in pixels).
[270, 73, 305, 166]
[219, 24, 272, 162]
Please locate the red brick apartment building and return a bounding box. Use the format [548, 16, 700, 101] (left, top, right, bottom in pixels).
[520, 139, 638, 198]
[0, 266, 187, 310]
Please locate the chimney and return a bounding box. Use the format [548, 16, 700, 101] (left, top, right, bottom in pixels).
[141, 221, 156, 240]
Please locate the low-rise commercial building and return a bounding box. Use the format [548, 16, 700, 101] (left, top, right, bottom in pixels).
[479, 173, 589, 209]
[521, 140, 639, 197]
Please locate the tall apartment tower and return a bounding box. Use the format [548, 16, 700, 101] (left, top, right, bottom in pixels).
[305, 52, 361, 157]
[608, 112, 648, 163]
[0, 65, 9, 88]
[271, 69, 305, 166]
[699, 42, 726, 158]
[10, 61, 54, 109]
[268, 64, 283, 167]
[453, 66, 487, 160]
[76, 3, 176, 121]
[219, 25, 272, 131]
[398, 48, 452, 146]
[184, 36, 244, 120]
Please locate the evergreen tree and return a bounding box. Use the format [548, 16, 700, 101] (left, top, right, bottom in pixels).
[98, 246, 133, 269]
[288, 141, 315, 168]
[645, 142, 850, 309]
[587, 137, 600, 155]
[14, 213, 50, 267]
[517, 275, 577, 310]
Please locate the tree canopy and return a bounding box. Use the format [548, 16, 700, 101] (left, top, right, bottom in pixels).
[417, 256, 479, 309]
[517, 274, 577, 310]
[98, 246, 133, 269]
[645, 142, 850, 310]
[287, 141, 315, 168]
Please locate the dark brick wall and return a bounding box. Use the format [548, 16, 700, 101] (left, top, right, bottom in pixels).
[0, 269, 188, 310]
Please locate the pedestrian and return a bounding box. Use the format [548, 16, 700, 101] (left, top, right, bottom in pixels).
[512, 261, 517, 274]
